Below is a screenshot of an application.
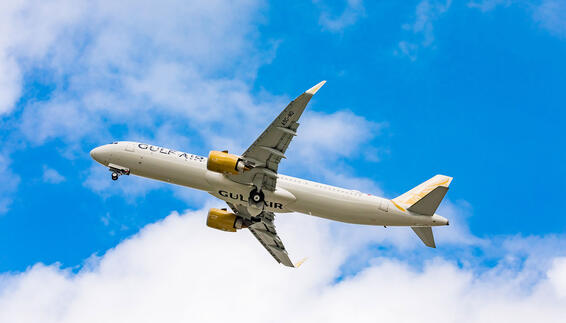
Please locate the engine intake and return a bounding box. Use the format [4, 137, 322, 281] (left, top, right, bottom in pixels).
[207, 151, 247, 175]
[207, 208, 248, 232]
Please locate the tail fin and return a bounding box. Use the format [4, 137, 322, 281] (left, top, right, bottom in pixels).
[393, 175, 453, 216]
[396, 175, 453, 248]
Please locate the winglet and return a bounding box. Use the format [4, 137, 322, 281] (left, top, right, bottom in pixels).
[294, 257, 308, 268]
[306, 81, 326, 95]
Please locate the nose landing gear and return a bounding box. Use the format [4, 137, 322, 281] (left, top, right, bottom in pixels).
[108, 164, 130, 181]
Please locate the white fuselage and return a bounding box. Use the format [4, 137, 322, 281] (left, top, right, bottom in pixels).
[90, 142, 448, 227]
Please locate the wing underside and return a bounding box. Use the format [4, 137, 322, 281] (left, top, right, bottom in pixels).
[227, 202, 294, 267]
[218, 82, 326, 267]
[249, 217, 294, 267]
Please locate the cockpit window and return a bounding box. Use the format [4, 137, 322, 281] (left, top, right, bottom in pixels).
[111, 142, 118, 144]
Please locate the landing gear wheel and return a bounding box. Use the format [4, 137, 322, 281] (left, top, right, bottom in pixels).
[111, 172, 119, 181]
[249, 188, 265, 207]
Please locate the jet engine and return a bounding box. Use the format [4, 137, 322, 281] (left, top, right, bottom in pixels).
[207, 151, 248, 175]
[206, 208, 248, 232]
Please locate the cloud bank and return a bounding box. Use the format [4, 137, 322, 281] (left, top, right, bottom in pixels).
[0, 208, 565, 323]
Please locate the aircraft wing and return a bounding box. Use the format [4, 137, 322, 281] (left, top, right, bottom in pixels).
[249, 213, 294, 267]
[227, 202, 294, 267]
[227, 81, 326, 192]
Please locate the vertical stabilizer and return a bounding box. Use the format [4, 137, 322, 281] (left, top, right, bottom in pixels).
[397, 175, 453, 248]
[393, 175, 453, 216]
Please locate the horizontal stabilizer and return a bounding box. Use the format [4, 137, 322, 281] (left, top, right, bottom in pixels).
[411, 227, 436, 248]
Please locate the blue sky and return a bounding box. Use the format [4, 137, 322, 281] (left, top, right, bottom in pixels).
[0, 1, 565, 321]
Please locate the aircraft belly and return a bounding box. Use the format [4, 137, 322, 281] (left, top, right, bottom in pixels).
[294, 198, 425, 226]
[207, 175, 296, 213]
[279, 183, 431, 226]
[279, 185, 375, 224]
[294, 196, 381, 225]
[209, 191, 293, 213]
[117, 151, 212, 191]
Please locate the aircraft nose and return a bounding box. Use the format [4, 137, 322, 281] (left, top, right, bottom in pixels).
[90, 146, 107, 164]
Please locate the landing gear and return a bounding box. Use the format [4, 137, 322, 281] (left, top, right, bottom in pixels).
[109, 166, 130, 181]
[248, 187, 265, 209]
[251, 191, 263, 203]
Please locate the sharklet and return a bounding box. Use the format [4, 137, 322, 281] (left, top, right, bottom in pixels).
[305, 80, 326, 95]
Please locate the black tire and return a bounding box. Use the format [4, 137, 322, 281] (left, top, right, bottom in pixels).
[111, 172, 119, 181]
[249, 188, 264, 205]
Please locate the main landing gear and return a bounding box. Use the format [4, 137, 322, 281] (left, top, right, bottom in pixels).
[248, 187, 265, 208]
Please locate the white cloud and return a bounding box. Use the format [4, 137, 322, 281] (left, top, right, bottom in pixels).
[0, 208, 565, 323]
[83, 164, 165, 200]
[295, 110, 384, 161]
[42, 166, 65, 184]
[20, 97, 103, 146]
[396, 0, 452, 61]
[400, 0, 566, 61]
[397, 40, 419, 61]
[321, 171, 384, 196]
[0, 53, 21, 114]
[317, 0, 366, 32]
[287, 110, 385, 187]
[433, 199, 485, 246]
[0, 0, 388, 201]
[469, 0, 566, 39]
[533, 0, 566, 38]
[0, 0, 85, 114]
[548, 258, 566, 298]
[0, 154, 20, 213]
[11, 0, 266, 146]
[467, 0, 511, 12]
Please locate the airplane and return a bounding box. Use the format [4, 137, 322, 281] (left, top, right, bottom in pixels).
[90, 81, 452, 267]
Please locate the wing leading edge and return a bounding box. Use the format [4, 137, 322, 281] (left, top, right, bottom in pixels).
[227, 81, 326, 192]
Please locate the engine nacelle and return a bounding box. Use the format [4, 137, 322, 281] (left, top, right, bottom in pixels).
[207, 151, 247, 175]
[206, 208, 240, 232]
